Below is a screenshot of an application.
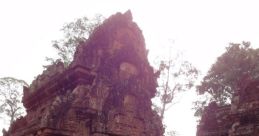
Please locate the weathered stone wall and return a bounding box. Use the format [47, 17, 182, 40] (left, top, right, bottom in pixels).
[4, 11, 163, 136]
[197, 80, 259, 136]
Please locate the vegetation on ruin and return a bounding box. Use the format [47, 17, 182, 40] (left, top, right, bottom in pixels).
[194, 41, 259, 117]
[45, 14, 105, 67]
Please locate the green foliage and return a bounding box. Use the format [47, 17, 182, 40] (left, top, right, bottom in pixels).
[46, 14, 105, 67]
[195, 41, 259, 117]
[0, 77, 28, 124]
[152, 51, 198, 136]
[154, 53, 199, 120]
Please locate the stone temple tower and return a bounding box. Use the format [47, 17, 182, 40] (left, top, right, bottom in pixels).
[4, 11, 163, 136]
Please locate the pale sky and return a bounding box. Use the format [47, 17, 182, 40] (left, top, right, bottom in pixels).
[1, 0, 259, 136]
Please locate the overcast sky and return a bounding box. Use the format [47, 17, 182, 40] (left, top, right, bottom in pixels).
[1, 0, 259, 136]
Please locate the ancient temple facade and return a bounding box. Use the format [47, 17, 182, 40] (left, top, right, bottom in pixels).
[197, 80, 259, 136]
[4, 11, 163, 136]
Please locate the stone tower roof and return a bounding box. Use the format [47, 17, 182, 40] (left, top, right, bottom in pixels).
[4, 11, 163, 136]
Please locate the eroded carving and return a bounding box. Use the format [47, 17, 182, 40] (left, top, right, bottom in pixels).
[4, 10, 163, 136]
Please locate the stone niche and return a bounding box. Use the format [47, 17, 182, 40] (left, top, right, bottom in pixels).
[3, 10, 163, 136]
[197, 80, 259, 136]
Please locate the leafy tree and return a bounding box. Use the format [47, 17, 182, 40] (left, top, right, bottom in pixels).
[153, 51, 199, 120]
[194, 41, 259, 117]
[0, 77, 28, 124]
[46, 14, 105, 67]
[152, 51, 198, 136]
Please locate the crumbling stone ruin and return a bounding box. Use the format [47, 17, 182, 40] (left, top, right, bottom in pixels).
[197, 80, 259, 136]
[3, 11, 163, 136]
